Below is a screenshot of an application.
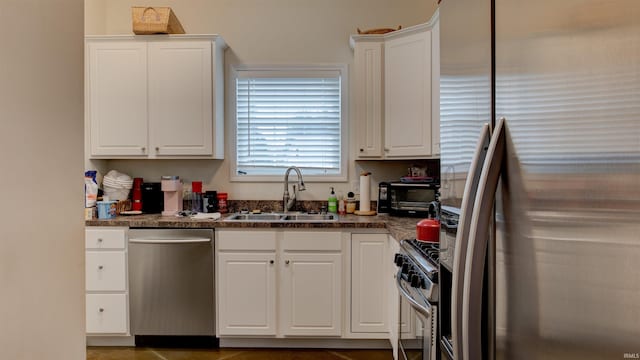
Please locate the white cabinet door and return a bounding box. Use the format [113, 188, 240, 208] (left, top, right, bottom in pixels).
[351, 234, 388, 333]
[384, 30, 432, 158]
[85, 228, 126, 250]
[388, 238, 400, 359]
[354, 41, 384, 158]
[148, 41, 213, 157]
[430, 19, 441, 156]
[87, 41, 148, 157]
[280, 252, 342, 336]
[217, 252, 277, 336]
[86, 293, 129, 334]
[85, 251, 127, 292]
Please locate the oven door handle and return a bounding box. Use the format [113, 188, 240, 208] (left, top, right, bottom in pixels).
[395, 269, 431, 318]
[452, 123, 491, 360]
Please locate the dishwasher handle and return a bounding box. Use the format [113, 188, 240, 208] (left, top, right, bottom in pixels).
[129, 238, 211, 244]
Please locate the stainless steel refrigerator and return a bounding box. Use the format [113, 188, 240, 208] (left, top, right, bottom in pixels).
[437, 0, 640, 359]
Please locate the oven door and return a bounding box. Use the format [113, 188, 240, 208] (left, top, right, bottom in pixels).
[397, 269, 437, 360]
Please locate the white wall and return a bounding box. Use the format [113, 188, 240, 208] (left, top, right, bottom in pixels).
[0, 1, 85, 359]
[86, 0, 438, 201]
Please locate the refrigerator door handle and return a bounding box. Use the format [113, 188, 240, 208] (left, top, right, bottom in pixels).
[451, 123, 491, 360]
[462, 117, 506, 360]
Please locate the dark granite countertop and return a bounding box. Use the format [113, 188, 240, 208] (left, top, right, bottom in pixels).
[86, 213, 420, 242]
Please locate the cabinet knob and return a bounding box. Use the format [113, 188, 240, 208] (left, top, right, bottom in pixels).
[285, 260, 290, 265]
[98, 265, 104, 270]
[384, 148, 389, 152]
[269, 260, 274, 264]
[155, 147, 160, 151]
[97, 238, 103, 243]
[99, 308, 104, 313]
[141, 147, 146, 152]
[359, 148, 364, 152]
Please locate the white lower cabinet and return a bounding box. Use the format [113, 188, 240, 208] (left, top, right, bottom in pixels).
[281, 252, 342, 336]
[351, 233, 389, 333]
[85, 227, 129, 335]
[216, 230, 343, 337]
[217, 252, 277, 336]
[86, 294, 128, 334]
[388, 237, 401, 359]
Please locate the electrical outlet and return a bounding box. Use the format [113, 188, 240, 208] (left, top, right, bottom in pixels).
[351, 180, 360, 194]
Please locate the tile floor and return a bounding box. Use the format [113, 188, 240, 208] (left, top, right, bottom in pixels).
[86, 347, 393, 360]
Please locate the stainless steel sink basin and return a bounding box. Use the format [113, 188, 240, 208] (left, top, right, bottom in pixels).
[282, 214, 338, 221]
[225, 213, 285, 221]
[224, 212, 338, 222]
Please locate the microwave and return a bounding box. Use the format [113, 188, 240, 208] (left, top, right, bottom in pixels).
[378, 182, 439, 217]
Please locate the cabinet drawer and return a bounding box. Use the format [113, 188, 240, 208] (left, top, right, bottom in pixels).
[85, 228, 126, 249]
[86, 251, 126, 291]
[282, 231, 342, 251]
[86, 293, 128, 334]
[217, 230, 277, 251]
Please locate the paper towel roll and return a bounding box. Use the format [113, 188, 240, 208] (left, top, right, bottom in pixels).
[359, 174, 371, 212]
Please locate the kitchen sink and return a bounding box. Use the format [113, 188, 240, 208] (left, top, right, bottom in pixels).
[225, 214, 285, 221]
[282, 214, 338, 221]
[224, 212, 338, 222]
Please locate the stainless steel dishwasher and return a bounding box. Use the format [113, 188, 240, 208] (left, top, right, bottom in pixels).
[128, 229, 214, 340]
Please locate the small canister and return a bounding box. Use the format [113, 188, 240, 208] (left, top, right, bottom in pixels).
[346, 191, 357, 214]
[97, 200, 117, 219]
[217, 192, 228, 214]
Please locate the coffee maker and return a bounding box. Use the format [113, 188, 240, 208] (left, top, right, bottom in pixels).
[161, 176, 183, 216]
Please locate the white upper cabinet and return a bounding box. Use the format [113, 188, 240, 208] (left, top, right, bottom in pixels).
[148, 41, 213, 156]
[353, 40, 384, 158]
[384, 29, 432, 157]
[86, 35, 226, 159]
[87, 41, 148, 157]
[351, 15, 440, 159]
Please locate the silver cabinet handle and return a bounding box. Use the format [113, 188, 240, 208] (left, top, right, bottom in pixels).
[285, 260, 290, 265]
[462, 117, 505, 360]
[452, 123, 491, 360]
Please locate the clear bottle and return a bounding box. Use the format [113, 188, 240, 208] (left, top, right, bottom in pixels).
[183, 189, 192, 212]
[338, 191, 346, 215]
[191, 181, 203, 213]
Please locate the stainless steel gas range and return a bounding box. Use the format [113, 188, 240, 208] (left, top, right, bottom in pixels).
[394, 239, 440, 360]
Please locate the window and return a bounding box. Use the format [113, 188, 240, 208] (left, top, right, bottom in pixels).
[231, 66, 347, 181]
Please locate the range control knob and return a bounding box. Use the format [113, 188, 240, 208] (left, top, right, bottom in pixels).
[410, 274, 423, 288]
[394, 253, 405, 266]
[401, 263, 411, 275]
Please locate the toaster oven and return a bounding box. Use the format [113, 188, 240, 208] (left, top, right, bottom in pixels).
[379, 182, 439, 217]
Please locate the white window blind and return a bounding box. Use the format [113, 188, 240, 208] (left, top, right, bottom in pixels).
[235, 70, 343, 177]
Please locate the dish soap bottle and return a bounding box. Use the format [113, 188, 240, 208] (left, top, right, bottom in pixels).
[328, 187, 338, 213]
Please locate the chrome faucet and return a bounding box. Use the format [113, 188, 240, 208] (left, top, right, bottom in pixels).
[283, 166, 306, 212]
